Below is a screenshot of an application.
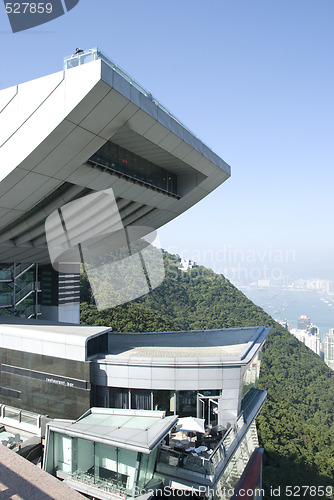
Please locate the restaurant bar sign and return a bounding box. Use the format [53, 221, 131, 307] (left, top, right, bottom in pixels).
[1, 364, 88, 390]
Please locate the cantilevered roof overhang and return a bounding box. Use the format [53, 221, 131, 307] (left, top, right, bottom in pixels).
[0, 50, 230, 263]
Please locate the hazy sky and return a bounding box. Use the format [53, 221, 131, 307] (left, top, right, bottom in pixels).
[1, 0, 333, 281]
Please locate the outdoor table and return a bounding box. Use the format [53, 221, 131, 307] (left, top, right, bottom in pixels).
[195, 445, 207, 453]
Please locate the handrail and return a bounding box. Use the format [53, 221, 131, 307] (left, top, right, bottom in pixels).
[87, 159, 180, 199]
[14, 263, 34, 279]
[15, 281, 40, 304]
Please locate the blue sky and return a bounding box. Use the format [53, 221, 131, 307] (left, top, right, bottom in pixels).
[1, 0, 334, 281]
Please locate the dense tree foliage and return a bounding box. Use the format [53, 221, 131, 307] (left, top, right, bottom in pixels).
[80, 251, 334, 497]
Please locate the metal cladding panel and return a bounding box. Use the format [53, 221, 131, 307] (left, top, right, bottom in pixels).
[54, 136, 107, 180]
[80, 89, 129, 134]
[64, 60, 107, 120]
[140, 94, 158, 120]
[143, 122, 171, 144]
[183, 128, 203, 154]
[99, 101, 139, 140]
[113, 71, 132, 100]
[170, 141, 194, 160]
[126, 108, 158, 136]
[47, 126, 97, 166]
[31, 121, 78, 174]
[0, 65, 103, 182]
[199, 170, 230, 192]
[157, 132, 183, 153]
[0, 71, 64, 146]
[130, 84, 142, 107]
[0, 168, 28, 197]
[15, 177, 62, 212]
[157, 106, 172, 129]
[65, 164, 106, 187]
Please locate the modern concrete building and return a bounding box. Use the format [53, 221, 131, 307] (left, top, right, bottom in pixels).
[42, 404, 265, 500]
[38, 324, 268, 500]
[290, 327, 321, 357]
[0, 316, 269, 498]
[92, 326, 269, 428]
[0, 317, 268, 424]
[323, 330, 334, 370]
[0, 317, 111, 418]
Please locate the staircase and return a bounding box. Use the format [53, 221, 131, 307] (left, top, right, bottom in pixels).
[0, 263, 40, 318]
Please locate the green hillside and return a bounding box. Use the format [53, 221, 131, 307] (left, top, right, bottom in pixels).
[80, 252, 334, 497]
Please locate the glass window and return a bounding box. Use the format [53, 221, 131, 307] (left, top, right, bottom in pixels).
[73, 437, 94, 474]
[89, 140, 179, 195]
[109, 388, 129, 409]
[131, 389, 152, 410]
[137, 449, 157, 489]
[118, 447, 140, 491]
[95, 442, 138, 492]
[242, 350, 262, 396]
[53, 434, 72, 473]
[176, 391, 197, 417]
[153, 390, 175, 415]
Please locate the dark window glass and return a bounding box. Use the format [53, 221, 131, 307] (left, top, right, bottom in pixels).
[89, 140, 178, 196]
[152, 390, 175, 415]
[109, 388, 129, 409]
[131, 389, 152, 410]
[87, 333, 108, 357]
[176, 391, 197, 417]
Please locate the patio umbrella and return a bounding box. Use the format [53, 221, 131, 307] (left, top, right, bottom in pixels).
[175, 416, 205, 434]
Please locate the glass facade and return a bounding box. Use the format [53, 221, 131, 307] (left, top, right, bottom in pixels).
[39, 264, 58, 307]
[242, 351, 262, 396]
[131, 389, 152, 411]
[109, 388, 129, 409]
[213, 422, 259, 500]
[105, 387, 220, 420]
[0, 347, 91, 419]
[176, 391, 197, 417]
[152, 390, 175, 415]
[157, 418, 260, 496]
[90, 140, 178, 196]
[46, 431, 158, 496]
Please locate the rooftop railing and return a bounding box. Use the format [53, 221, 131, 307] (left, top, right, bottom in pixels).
[157, 388, 267, 483]
[1, 405, 41, 428]
[64, 47, 209, 150]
